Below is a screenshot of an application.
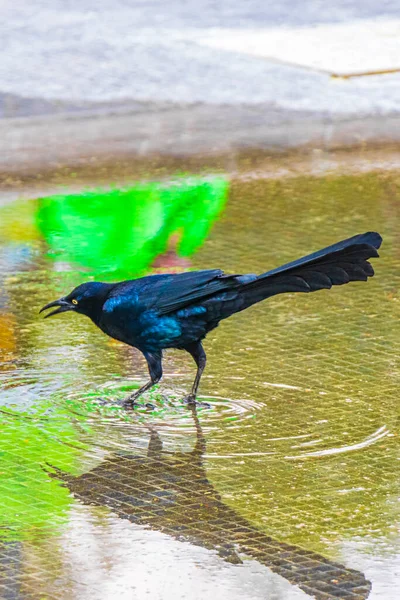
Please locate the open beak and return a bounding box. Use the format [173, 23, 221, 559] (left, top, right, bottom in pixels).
[39, 298, 74, 319]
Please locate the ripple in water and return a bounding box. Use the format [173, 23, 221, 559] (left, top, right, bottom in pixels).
[0, 370, 390, 462]
[284, 425, 390, 460]
[70, 379, 265, 432]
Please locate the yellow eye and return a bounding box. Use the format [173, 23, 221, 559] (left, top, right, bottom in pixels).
[72, 299, 78, 305]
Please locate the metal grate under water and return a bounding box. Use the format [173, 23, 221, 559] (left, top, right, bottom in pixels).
[0, 172, 399, 599]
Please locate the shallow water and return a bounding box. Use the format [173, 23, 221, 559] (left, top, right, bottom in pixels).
[0, 171, 399, 599]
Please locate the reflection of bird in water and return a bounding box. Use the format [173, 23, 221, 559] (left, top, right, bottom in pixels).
[49, 408, 371, 600]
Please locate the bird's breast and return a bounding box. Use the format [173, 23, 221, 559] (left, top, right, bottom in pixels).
[99, 308, 183, 352]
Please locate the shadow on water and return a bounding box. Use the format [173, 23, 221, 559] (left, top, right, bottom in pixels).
[46, 407, 371, 600]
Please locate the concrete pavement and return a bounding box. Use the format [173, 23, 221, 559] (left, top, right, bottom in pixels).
[1, 1, 399, 172]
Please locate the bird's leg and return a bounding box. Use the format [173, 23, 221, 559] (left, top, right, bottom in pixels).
[123, 380, 156, 408]
[182, 342, 207, 406]
[123, 351, 163, 408]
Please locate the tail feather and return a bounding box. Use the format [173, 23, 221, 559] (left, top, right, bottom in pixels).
[258, 232, 382, 280]
[243, 231, 381, 299]
[203, 232, 382, 323]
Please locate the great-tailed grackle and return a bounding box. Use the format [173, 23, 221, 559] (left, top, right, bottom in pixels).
[41, 231, 382, 407]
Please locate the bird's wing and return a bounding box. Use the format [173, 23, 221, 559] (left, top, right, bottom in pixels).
[102, 270, 240, 317]
[147, 269, 243, 315]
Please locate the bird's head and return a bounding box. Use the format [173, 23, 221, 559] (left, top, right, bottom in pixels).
[40, 282, 113, 322]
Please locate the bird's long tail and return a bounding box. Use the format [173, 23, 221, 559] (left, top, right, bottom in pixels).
[206, 232, 382, 321]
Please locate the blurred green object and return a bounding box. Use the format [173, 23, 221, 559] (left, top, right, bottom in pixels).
[36, 177, 228, 279]
[0, 391, 145, 542]
[0, 402, 84, 541]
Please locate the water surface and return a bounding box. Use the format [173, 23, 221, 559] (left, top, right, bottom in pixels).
[0, 171, 399, 599]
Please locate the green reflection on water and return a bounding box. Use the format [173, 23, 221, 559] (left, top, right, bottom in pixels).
[0, 171, 399, 568]
[0, 402, 83, 541]
[36, 177, 228, 279]
[0, 393, 156, 541]
[0, 175, 228, 541]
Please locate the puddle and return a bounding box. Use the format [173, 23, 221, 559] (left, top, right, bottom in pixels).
[0, 170, 399, 598]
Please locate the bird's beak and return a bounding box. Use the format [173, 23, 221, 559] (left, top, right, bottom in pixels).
[39, 298, 74, 319]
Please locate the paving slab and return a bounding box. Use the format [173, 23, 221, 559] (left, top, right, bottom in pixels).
[195, 19, 400, 77]
[1, 2, 400, 171]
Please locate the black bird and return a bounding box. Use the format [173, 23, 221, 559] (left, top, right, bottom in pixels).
[40, 231, 382, 406]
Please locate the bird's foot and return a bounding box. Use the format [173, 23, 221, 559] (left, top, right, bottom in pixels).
[182, 394, 211, 409]
[182, 393, 196, 405]
[119, 397, 156, 411]
[122, 399, 138, 410]
[93, 397, 109, 406]
[117, 395, 141, 410]
[93, 393, 158, 411]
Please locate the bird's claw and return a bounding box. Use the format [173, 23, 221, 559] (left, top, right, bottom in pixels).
[182, 395, 211, 409]
[121, 398, 139, 410]
[182, 394, 196, 405]
[120, 398, 155, 410]
[92, 396, 140, 410]
[93, 397, 109, 406]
